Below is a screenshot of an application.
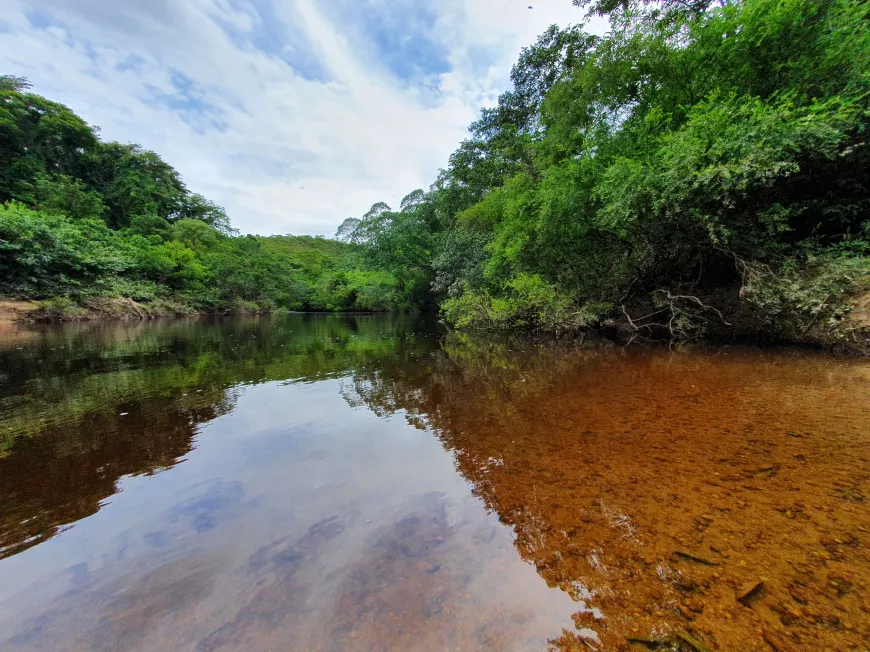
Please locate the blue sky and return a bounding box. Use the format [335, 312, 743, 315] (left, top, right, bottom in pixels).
[2, 1, 604, 235]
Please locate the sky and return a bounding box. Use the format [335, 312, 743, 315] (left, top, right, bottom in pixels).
[1, 1, 605, 236]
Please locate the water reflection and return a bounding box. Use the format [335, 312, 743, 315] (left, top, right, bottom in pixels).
[344, 333, 870, 650]
[0, 315, 432, 559]
[1, 317, 869, 651]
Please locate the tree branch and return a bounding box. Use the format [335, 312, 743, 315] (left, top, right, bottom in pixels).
[662, 291, 732, 326]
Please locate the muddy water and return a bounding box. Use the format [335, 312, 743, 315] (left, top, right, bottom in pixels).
[0, 316, 868, 651]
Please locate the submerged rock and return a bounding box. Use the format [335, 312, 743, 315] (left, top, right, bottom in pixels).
[736, 580, 764, 605]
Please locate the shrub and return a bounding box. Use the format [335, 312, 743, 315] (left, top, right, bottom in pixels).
[0, 203, 128, 297]
[442, 273, 609, 333]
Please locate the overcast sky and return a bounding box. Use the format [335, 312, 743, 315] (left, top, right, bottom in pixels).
[1, 1, 605, 235]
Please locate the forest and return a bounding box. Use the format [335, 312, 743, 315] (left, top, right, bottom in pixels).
[2, 0, 870, 345]
[0, 74, 408, 316]
[336, 0, 870, 346]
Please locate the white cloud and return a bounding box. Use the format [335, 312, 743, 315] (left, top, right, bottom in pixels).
[2, 1, 606, 235]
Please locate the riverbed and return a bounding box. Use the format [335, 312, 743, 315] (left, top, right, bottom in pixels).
[0, 315, 868, 650]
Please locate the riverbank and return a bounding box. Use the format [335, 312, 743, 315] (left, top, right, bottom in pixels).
[0, 297, 203, 324]
[0, 297, 395, 325]
[0, 300, 39, 326]
[3, 289, 869, 355]
[605, 286, 870, 356]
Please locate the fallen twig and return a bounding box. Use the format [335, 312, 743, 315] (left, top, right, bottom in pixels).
[673, 550, 720, 566]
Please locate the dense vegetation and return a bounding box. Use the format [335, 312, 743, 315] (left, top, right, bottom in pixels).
[337, 0, 870, 345]
[3, 0, 870, 344]
[0, 75, 408, 316]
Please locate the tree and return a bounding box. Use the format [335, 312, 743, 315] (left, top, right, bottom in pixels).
[335, 217, 362, 243]
[0, 75, 32, 92]
[430, 0, 870, 338]
[181, 193, 235, 235]
[572, 0, 720, 22]
[0, 81, 100, 204]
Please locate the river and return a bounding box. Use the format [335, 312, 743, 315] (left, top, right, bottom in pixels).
[0, 314, 868, 651]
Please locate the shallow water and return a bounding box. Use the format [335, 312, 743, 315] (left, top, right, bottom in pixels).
[0, 315, 868, 651]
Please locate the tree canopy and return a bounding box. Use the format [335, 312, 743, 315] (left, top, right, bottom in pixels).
[337, 0, 870, 344]
[0, 77, 409, 315]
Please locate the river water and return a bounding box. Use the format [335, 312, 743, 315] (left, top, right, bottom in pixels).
[0, 314, 868, 651]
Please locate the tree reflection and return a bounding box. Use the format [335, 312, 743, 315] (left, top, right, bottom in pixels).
[340, 332, 870, 650]
[0, 314, 437, 559]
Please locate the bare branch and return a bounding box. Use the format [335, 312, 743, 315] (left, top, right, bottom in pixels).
[622, 305, 640, 331]
[662, 291, 732, 326]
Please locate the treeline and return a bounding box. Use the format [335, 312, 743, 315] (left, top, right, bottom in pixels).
[338, 0, 870, 344]
[0, 75, 408, 316]
[3, 0, 869, 340]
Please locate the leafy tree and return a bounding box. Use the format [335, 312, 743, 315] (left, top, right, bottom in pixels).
[0, 75, 32, 93]
[171, 219, 223, 251]
[352, 0, 870, 343]
[180, 193, 235, 235]
[0, 79, 409, 315]
[572, 0, 719, 22]
[335, 217, 363, 243]
[33, 174, 106, 221]
[0, 84, 99, 205]
[0, 203, 127, 296]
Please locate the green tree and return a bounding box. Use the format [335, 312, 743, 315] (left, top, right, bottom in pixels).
[0, 83, 99, 205]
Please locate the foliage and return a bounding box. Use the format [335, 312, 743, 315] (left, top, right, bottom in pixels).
[442, 273, 607, 333]
[34, 296, 88, 320]
[0, 83, 407, 314]
[5, 0, 870, 342]
[0, 201, 401, 312]
[342, 0, 870, 342]
[0, 203, 127, 296]
[738, 255, 870, 340]
[571, 0, 716, 22]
